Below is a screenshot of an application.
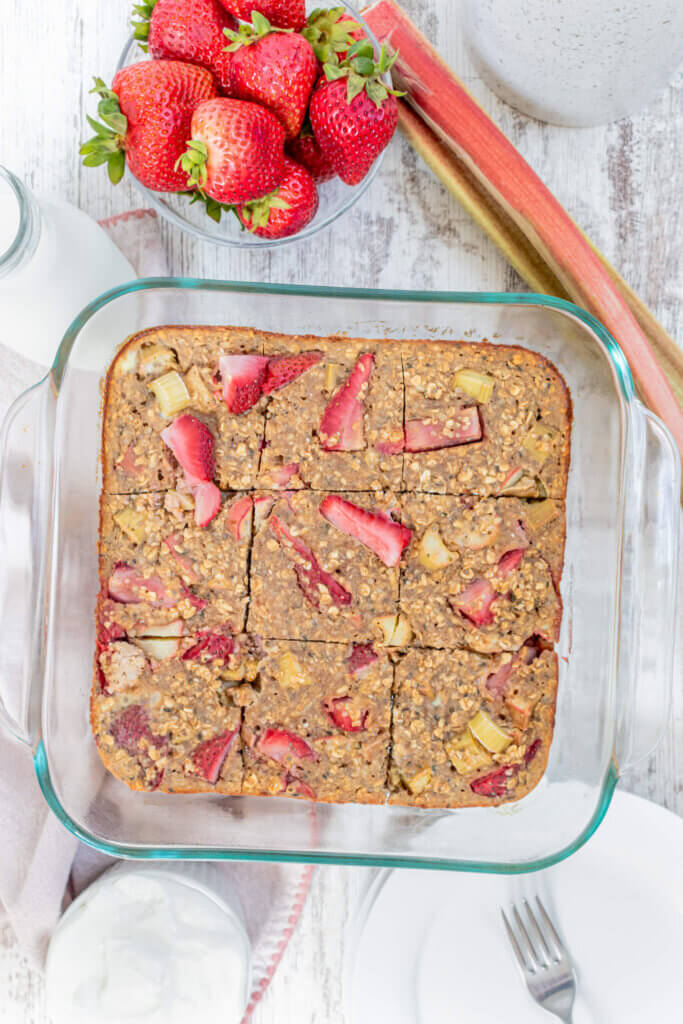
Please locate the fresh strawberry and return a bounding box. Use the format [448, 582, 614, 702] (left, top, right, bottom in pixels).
[225, 13, 318, 139]
[470, 764, 519, 798]
[404, 409, 482, 452]
[191, 728, 238, 782]
[319, 495, 412, 568]
[161, 413, 216, 485]
[163, 533, 199, 583]
[269, 514, 352, 609]
[217, 0, 305, 30]
[193, 480, 222, 526]
[80, 62, 217, 190]
[132, 0, 237, 93]
[238, 157, 319, 238]
[226, 494, 253, 540]
[110, 704, 165, 754]
[497, 548, 525, 576]
[319, 353, 374, 451]
[108, 564, 178, 607]
[182, 627, 235, 661]
[309, 42, 400, 185]
[323, 696, 368, 733]
[178, 97, 286, 204]
[269, 462, 301, 487]
[303, 7, 365, 64]
[219, 353, 269, 413]
[286, 126, 336, 183]
[450, 578, 497, 627]
[347, 643, 378, 675]
[263, 350, 323, 393]
[256, 727, 317, 763]
[253, 494, 275, 528]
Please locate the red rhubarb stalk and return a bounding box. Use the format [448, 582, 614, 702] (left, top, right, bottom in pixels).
[363, 0, 683, 462]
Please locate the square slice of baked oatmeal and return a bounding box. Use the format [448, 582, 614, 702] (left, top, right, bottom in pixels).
[241, 639, 392, 804]
[399, 495, 563, 652]
[388, 646, 557, 807]
[258, 335, 404, 492]
[402, 342, 571, 499]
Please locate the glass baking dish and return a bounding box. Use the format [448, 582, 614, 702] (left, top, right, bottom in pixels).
[0, 280, 678, 873]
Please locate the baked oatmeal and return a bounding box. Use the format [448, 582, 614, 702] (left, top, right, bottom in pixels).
[94, 326, 570, 809]
[241, 640, 393, 804]
[388, 645, 557, 808]
[402, 343, 570, 499]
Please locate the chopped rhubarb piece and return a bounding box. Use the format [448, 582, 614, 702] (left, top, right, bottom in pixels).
[262, 351, 323, 394]
[323, 696, 369, 733]
[161, 413, 215, 485]
[109, 704, 165, 755]
[485, 657, 515, 696]
[269, 462, 301, 488]
[133, 636, 180, 660]
[191, 729, 238, 784]
[256, 727, 318, 764]
[450, 578, 497, 626]
[318, 353, 374, 451]
[521, 638, 542, 663]
[506, 692, 537, 730]
[376, 436, 405, 455]
[219, 353, 268, 414]
[404, 408, 482, 452]
[319, 495, 413, 567]
[523, 738, 542, 766]
[182, 628, 235, 662]
[347, 643, 379, 675]
[193, 481, 221, 527]
[253, 495, 274, 529]
[163, 533, 199, 583]
[283, 773, 316, 800]
[496, 467, 545, 498]
[269, 514, 352, 609]
[226, 495, 253, 541]
[108, 564, 178, 607]
[470, 763, 519, 798]
[497, 548, 525, 576]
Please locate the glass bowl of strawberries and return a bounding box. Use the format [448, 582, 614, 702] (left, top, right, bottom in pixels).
[81, 1, 398, 247]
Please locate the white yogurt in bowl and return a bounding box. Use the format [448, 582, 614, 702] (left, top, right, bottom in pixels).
[45, 864, 251, 1024]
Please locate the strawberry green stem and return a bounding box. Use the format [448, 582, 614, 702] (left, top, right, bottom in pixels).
[223, 11, 292, 52]
[131, 0, 159, 51]
[79, 77, 128, 184]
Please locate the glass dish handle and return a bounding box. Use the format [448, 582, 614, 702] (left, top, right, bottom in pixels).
[616, 401, 681, 774]
[0, 378, 53, 746]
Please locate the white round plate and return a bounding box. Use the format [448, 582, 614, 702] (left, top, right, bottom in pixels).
[346, 791, 683, 1024]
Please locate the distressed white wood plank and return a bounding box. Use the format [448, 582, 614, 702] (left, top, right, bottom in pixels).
[0, 0, 681, 1020]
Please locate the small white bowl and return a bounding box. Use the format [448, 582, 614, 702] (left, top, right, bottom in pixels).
[45, 862, 252, 1024]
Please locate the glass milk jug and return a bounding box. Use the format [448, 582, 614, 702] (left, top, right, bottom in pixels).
[0, 166, 135, 365]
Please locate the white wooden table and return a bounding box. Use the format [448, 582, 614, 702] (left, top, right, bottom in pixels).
[1, 2, 681, 1020]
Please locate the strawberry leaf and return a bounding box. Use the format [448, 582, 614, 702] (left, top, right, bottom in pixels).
[175, 139, 209, 190]
[182, 190, 236, 224]
[346, 72, 366, 103]
[108, 150, 126, 184]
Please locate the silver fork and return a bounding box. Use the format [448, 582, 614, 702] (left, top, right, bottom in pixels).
[501, 896, 577, 1023]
